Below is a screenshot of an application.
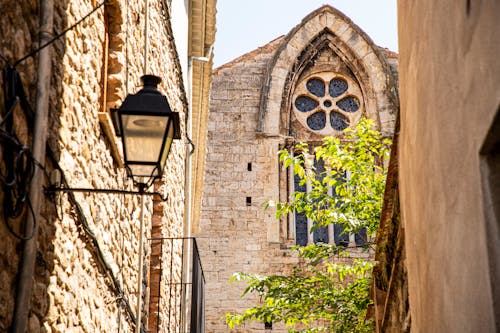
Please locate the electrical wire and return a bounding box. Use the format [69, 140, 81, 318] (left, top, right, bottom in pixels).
[47, 154, 142, 332]
[13, 1, 107, 67]
[0, 52, 11, 65]
[0, 97, 20, 127]
[3, 2, 153, 330]
[0, 129, 38, 240]
[1, 197, 37, 241]
[0, 68, 141, 331]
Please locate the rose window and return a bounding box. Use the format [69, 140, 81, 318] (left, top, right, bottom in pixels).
[292, 72, 363, 135]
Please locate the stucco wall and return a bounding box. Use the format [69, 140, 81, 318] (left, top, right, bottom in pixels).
[398, 1, 499, 332]
[0, 0, 186, 332]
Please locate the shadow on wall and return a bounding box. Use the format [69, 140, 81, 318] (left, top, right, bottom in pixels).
[480, 106, 500, 331]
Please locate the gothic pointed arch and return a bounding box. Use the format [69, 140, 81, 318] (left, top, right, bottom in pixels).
[257, 5, 398, 139]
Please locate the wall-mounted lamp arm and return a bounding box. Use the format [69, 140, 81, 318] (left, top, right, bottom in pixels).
[44, 186, 168, 201]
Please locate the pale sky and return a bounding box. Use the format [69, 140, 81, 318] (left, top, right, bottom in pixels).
[213, 0, 398, 67]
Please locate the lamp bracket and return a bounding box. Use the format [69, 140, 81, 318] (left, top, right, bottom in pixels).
[45, 186, 168, 201]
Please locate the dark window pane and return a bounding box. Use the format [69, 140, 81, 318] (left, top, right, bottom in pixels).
[306, 78, 325, 97]
[330, 112, 349, 131]
[355, 227, 367, 246]
[295, 212, 308, 246]
[294, 172, 308, 246]
[313, 225, 329, 244]
[307, 112, 326, 130]
[295, 96, 318, 112]
[329, 78, 348, 97]
[314, 158, 326, 181]
[294, 173, 306, 193]
[334, 223, 349, 247]
[336, 96, 360, 112]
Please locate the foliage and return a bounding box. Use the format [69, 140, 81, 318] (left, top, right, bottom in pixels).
[227, 256, 374, 332]
[226, 118, 392, 332]
[275, 118, 391, 236]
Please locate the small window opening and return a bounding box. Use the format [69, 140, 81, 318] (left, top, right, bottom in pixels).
[247, 162, 252, 171]
[265, 321, 272, 330]
[246, 197, 252, 206]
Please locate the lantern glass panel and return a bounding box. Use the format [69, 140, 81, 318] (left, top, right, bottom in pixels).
[159, 122, 174, 171]
[122, 113, 167, 164]
[127, 163, 158, 178]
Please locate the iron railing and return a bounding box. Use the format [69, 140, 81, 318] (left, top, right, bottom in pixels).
[148, 237, 205, 333]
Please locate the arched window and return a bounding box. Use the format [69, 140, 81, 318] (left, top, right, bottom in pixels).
[291, 154, 367, 247]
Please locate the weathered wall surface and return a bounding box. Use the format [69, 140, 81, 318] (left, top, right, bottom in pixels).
[0, 0, 186, 332]
[398, 0, 499, 332]
[197, 40, 297, 332]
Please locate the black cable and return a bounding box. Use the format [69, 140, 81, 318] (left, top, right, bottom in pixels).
[1, 197, 37, 241]
[0, 125, 38, 239]
[44, 148, 143, 331]
[0, 97, 20, 127]
[0, 52, 10, 65]
[61, 179, 139, 329]
[13, 1, 107, 67]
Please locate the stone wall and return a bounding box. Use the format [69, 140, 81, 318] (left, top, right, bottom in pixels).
[0, 0, 186, 332]
[198, 40, 291, 332]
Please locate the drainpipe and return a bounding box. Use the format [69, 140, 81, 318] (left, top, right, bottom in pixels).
[11, 0, 54, 332]
[181, 55, 196, 332]
[135, 0, 150, 331]
[182, 51, 211, 331]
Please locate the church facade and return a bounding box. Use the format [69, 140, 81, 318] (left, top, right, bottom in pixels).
[197, 6, 398, 332]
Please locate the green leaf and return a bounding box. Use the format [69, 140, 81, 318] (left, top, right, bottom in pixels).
[226, 118, 390, 332]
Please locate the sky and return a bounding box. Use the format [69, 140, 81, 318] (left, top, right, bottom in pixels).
[213, 0, 398, 67]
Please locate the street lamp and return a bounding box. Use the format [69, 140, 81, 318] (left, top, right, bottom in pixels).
[112, 74, 180, 333]
[44, 74, 180, 333]
[41, 75, 180, 333]
[112, 74, 180, 187]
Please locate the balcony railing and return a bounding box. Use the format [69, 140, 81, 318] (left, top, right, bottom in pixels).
[148, 237, 205, 333]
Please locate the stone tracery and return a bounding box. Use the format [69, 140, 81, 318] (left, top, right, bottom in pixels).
[292, 72, 363, 135]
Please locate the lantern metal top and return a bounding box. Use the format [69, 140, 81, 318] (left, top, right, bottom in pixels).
[113, 75, 181, 139]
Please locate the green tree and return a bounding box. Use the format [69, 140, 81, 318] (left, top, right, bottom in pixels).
[226, 118, 392, 332]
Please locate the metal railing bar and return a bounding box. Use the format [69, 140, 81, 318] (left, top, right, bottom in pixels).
[156, 239, 163, 333]
[167, 238, 175, 331]
[147, 237, 204, 333]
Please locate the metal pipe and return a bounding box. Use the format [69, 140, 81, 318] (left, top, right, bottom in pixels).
[181, 56, 195, 332]
[135, 192, 146, 333]
[11, 0, 54, 331]
[181, 55, 201, 331]
[181, 48, 212, 331]
[143, 0, 149, 74]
